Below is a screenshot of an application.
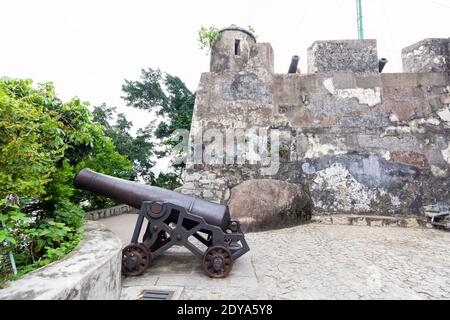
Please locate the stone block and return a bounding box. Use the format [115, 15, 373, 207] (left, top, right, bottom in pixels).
[184, 173, 201, 182]
[402, 38, 449, 73]
[202, 190, 215, 198]
[223, 188, 231, 201]
[199, 179, 211, 186]
[307, 39, 379, 74]
[207, 173, 217, 180]
[441, 94, 450, 105]
[390, 151, 429, 170]
[182, 182, 195, 189]
[228, 179, 312, 231]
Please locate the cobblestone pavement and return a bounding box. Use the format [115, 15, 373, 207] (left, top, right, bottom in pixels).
[101, 214, 450, 300]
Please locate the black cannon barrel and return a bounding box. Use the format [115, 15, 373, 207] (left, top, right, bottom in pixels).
[74, 168, 231, 229]
[379, 58, 388, 72]
[288, 55, 300, 74]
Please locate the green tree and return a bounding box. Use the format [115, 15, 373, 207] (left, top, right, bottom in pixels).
[92, 104, 156, 184]
[0, 78, 133, 283]
[121, 68, 194, 188]
[153, 172, 182, 190]
[121, 68, 195, 141]
[197, 26, 221, 54]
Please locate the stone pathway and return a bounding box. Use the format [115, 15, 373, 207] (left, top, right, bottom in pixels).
[101, 214, 450, 300]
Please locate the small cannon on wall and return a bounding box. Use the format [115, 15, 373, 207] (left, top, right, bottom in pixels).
[74, 168, 249, 278]
[288, 55, 300, 74]
[379, 58, 388, 72]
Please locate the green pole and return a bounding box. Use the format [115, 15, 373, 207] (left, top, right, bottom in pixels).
[356, 0, 364, 39]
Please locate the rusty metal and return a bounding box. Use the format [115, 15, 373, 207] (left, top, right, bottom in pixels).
[288, 55, 300, 73]
[74, 168, 249, 278]
[122, 243, 151, 276]
[150, 203, 162, 214]
[202, 245, 233, 278]
[74, 168, 230, 229]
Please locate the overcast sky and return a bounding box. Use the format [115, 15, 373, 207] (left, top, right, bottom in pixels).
[1, 0, 449, 135]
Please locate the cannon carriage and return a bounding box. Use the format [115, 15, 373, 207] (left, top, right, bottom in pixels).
[74, 168, 249, 278]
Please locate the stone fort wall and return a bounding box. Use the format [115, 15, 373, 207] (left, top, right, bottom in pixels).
[179, 26, 450, 217]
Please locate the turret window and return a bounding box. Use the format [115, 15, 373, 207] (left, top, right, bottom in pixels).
[234, 39, 241, 55]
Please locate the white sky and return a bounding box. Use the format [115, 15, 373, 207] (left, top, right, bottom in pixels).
[1, 0, 449, 135]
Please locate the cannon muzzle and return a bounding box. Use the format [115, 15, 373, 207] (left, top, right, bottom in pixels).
[74, 168, 231, 229]
[288, 55, 300, 74]
[379, 58, 388, 72]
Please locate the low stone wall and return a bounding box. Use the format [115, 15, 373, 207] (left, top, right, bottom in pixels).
[0, 221, 122, 300]
[311, 214, 425, 228]
[86, 204, 138, 220]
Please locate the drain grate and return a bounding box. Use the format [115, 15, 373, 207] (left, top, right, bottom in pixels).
[138, 289, 175, 300]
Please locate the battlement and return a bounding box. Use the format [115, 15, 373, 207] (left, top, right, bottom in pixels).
[180, 26, 450, 219]
[209, 26, 450, 76]
[307, 39, 379, 74]
[402, 38, 450, 73]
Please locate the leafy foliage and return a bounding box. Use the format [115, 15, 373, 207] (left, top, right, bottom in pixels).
[153, 172, 182, 191]
[121, 68, 195, 185]
[197, 25, 257, 55]
[0, 78, 133, 282]
[247, 25, 257, 38]
[197, 26, 221, 54]
[122, 69, 194, 140]
[92, 104, 155, 184]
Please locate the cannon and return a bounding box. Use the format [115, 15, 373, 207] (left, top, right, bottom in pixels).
[378, 58, 388, 72]
[74, 168, 249, 278]
[288, 55, 300, 74]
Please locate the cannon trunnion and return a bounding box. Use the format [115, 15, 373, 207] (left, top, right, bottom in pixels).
[74, 168, 249, 278]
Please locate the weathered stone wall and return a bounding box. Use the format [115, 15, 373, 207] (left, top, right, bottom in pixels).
[402, 38, 449, 73]
[179, 27, 450, 218]
[0, 221, 122, 300]
[86, 204, 138, 220]
[308, 39, 378, 74]
[210, 25, 273, 76]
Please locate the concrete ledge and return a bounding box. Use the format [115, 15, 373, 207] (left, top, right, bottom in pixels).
[86, 204, 138, 221]
[311, 214, 425, 228]
[0, 221, 122, 300]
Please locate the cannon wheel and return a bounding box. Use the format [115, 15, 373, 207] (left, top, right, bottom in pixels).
[122, 243, 151, 276]
[202, 245, 233, 278]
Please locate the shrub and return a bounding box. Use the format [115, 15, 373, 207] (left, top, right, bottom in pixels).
[197, 26, 221, 54]
[0, 78, 133, 282]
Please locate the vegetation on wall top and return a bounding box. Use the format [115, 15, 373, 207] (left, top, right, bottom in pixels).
[197, 26, 221, 54]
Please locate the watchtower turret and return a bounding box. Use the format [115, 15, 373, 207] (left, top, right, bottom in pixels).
[210, 25, 273, 75]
